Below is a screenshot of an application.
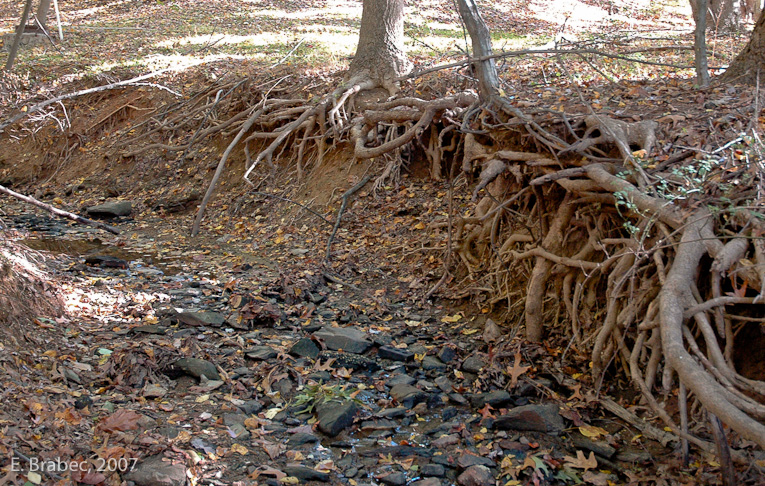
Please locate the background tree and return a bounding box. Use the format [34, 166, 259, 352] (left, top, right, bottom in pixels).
[722, 8, 765, 82]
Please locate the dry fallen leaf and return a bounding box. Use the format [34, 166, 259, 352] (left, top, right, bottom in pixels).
[508, 351, 531, 388]
[578, 424, 609, 439]
[563, 450, 598, 471]
[97, 409, 141, 433]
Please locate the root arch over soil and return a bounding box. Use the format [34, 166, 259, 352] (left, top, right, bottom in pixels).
[12, 66, 764, 457]
[225, 73, 765, 454]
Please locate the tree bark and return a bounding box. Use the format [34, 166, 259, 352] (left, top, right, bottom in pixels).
[709, 0, 744, 32]
[36, 0, 52, 30]
[4, 0, 34, 71]
[721, 8, 765, 83]
[456, 0, 501, 101]
[349, 0, 410, 93]
[693, 0, 711, 86]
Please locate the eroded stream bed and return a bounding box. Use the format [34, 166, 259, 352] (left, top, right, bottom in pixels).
[0, 202, 666, 486]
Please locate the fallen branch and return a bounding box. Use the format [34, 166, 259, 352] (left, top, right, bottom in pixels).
[325, 174, 372, 262]
[0, 184, 120, 234]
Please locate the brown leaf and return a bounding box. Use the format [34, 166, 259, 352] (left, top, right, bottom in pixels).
[563, 450, 597, 471]
[97, 409, 142, 433]
[582, 470, 610, 486]
[508, 352, 530, 389]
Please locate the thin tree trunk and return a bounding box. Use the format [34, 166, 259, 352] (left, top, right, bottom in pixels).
[694, 0, 711, 87]
[456, 0, 500, 101]
[36, 0, 52, 30]
[5, 0, 34, 71]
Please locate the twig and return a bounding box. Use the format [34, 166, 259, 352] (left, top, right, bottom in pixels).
[0, 184, 120, 234]
[270, 37, 305, 68]
[325, 175, 372, 262]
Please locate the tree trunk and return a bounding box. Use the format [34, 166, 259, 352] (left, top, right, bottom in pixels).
[36, 0, 52, 30]
[721, 8, 765, 83]
[709, 0, 744, 32]
[456, 0, 501, 101]
[693, 0, 711, 86]
[691, 0, 747, 32]
[5, 0, 34, 71]
[348, 0, 410, 93]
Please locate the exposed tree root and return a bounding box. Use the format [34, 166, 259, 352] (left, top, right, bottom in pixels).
[103, 65, 765, 458]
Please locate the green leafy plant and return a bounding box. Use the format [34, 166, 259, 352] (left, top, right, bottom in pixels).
[292, 382, 360, 415]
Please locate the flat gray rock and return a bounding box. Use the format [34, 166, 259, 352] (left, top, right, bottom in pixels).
[457, 465, 493, 486]
[177, 311, 227, 328]
[169, 358, 220, 381]
[315, 326, 372, 354]
[389, 384, 429, 408]
[290, 337, 320, 359]
[87, 200, 132, 218]
[317, 400, 359, 436]
[493, 403, 564, 433]
[245, 345, 278, 360]
[470, 390, 513, 409]
[124, 454, 186, 486]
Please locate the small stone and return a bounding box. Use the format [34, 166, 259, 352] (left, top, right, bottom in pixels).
[239, 400, 264, 415]
[86, 200, 132, 218]
[457, 465, 493, 486]
[482, 318, 503, 343]
[493, 404, 565, 433]
[389, 384, 429, 409]
[387, 374, 416, 386]
[437, 347, 457, 363]
[421, 356, 447, 372]
[177, 311, 227, 328]
[136, 414, 158, 431]
[132, 325, 167, 335]
[168, 358, 220, 381]
[124, 454, 186, 486]
[227, 422, 250, 440]
[469, 390, 513, 409]
[142, 384, 167, 399]
[457, 454, 494, 469]
[431, 434, 460, 448]
[412, 478, 442, 486]
[378, 345, 414, 362]
[290, 337, 320, 359]
[380, 471, 407, 485]
[288, 432, 320, 445]
[316, 400, 359, 437]
[245, 345, 278, 360]
[421, 464, 445, 477]
[462, 355, 485, 373]
[315, 326, 372, 354]
[376, 407, 407, 419]
[283, 466, 329, 482]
